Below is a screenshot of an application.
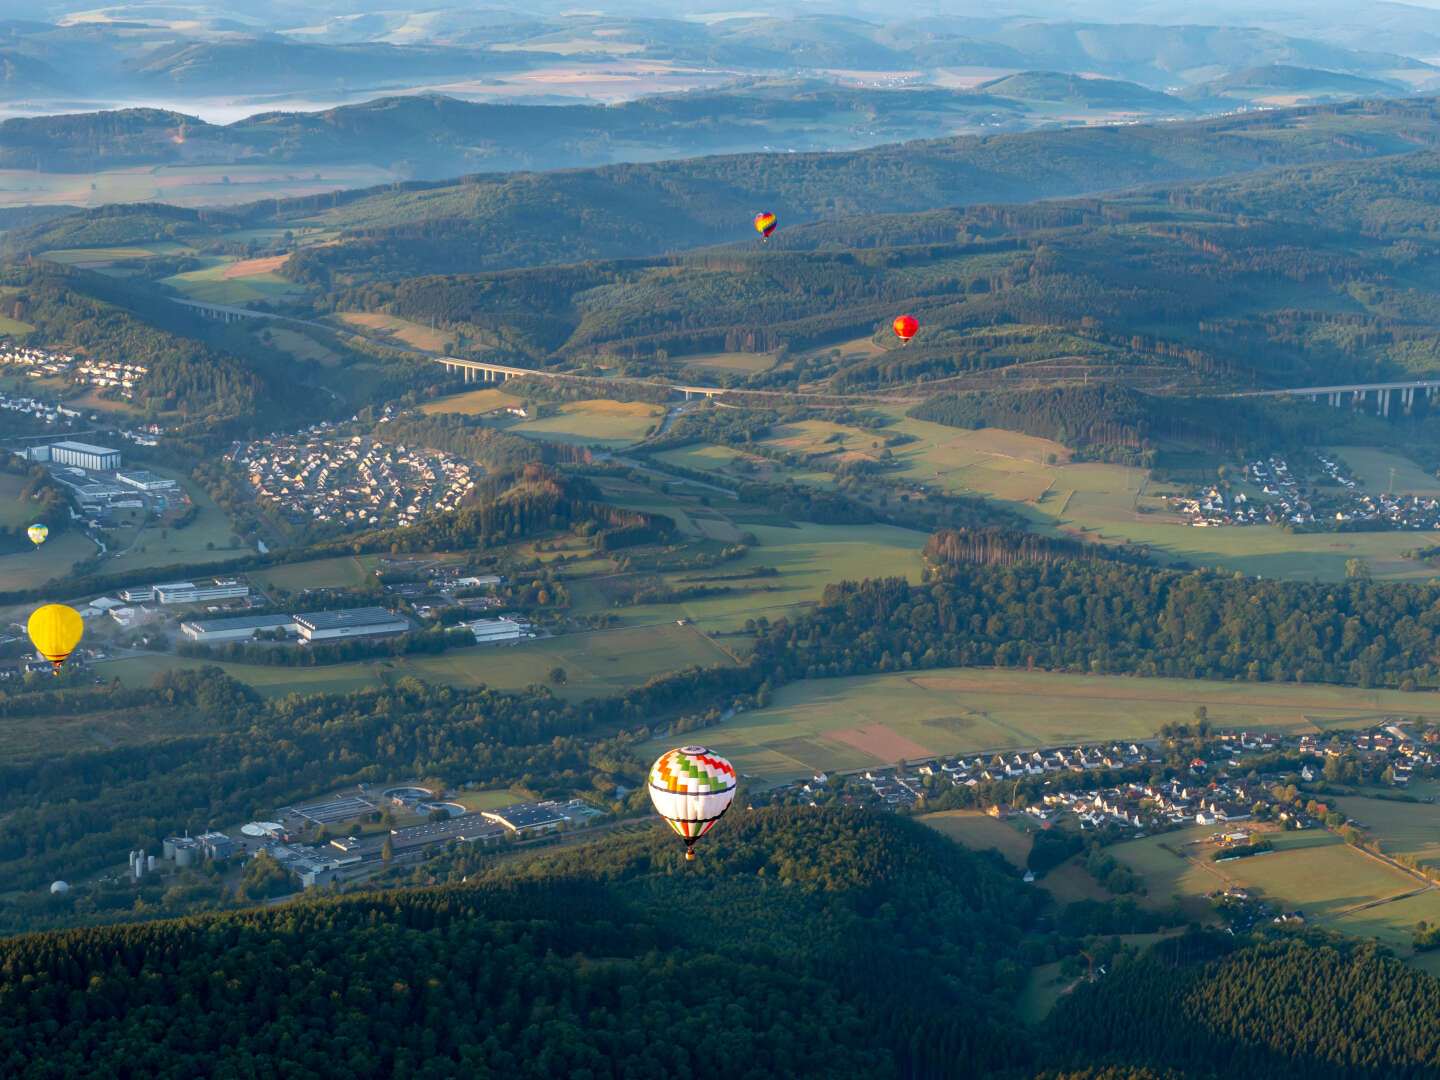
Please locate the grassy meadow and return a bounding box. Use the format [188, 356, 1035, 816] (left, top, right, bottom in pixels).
[100, 623, 733, 702]
[333, 312, 456, 353]
[652, 410, 1440, 581]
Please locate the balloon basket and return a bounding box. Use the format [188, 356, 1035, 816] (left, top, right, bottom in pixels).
[684, 849, 695, 862]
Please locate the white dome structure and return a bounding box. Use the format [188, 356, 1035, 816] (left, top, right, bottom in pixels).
[49, 880, 69, 894]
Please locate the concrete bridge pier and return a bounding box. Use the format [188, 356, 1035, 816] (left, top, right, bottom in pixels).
[1381, 388, 1391, 417]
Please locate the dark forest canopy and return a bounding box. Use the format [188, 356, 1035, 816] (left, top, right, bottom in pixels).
[758, 566, 1440, 689]
[0, 809, 1043, 1080]
[2, 808, 1437, 1079]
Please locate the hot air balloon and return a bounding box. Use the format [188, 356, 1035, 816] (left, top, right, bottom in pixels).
[648, 745, 737, 860]
[28, 604, 82, 673]
[893, 315, 919, 344]
[26, 524, 48, 547]
[754, 212, 778, 241]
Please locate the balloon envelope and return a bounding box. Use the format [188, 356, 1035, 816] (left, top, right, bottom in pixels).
[649, 745, 737, 845]
[26, 524, 47, 546]
[28, 604, 82, 671]
[753, 212, 777, 238]
[893, 315, 919, 341]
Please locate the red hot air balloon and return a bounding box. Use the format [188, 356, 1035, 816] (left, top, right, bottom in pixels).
[893, 315, 919, 344]
[754, 212, 778, 241]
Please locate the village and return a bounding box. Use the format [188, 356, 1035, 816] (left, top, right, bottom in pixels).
[228, 428, 478, 528]
[0, 344, 147, 398]
[1174, 452, 1440, 531]
[779, 720, 1440, 838]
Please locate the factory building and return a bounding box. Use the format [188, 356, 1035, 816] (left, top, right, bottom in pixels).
[155, 580, 249, 605]
[481, 802, 567, 834]
[198, 832, 234, 860]
[114, 470, 178, 492]
[466, 616, 525, 645]
[47, 440, 121, 471]
[293, 607, 410, 642]
[165, 836, 203, 866]
[181, 614, 298, 644]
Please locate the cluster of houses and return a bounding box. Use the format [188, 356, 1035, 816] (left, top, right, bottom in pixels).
[1177, 453, 1440, 532]
[783, 720, 1439, 833]
[1295, 724, 1440, 786]
[0, 387, 85, 427]
[0, 345, 147, 398]
[228, 431, 477, 528]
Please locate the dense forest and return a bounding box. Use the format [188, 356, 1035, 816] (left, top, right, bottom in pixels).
[1046, 932, 1440, 1079]
[758, 564, 1440, 689]
[3, 806, 1437, 1078]
[0, 810, 1044, 1079]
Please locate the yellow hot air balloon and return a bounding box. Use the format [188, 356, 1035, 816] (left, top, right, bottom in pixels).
[28, 604, 83, 673]
[26, 524, 48, 547]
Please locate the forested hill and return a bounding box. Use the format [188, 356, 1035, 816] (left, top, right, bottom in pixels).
[0, 809, 1043, 1079]
[4, 807, 1438, 1079]
[1046, 932, 1440, 1079]
[274, 96, 1440, 281]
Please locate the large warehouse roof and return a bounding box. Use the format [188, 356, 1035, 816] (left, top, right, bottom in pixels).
[181, 614, 295, 634]
[294, 607, 407, 632]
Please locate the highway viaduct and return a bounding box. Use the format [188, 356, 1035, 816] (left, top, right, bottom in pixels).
[1233, 379, 1440, 417]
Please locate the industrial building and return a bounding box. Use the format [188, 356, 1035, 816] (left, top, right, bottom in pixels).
[155, 580, 249, 605]
[198, 832, 234, 860]
[181, 614, 298, 644]
[482, 802, 567, 834]
[115, 469, 178, 492]
[293, 607, 410, 642]
[47, 440, 121, 471]
[466, 616, 525, 645]
[165, 836, 203, 866]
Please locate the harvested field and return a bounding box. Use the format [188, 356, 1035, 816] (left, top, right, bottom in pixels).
[826, 723, 933, 762]
[223, 255, 288, 278]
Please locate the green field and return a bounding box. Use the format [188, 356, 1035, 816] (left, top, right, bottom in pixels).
[677, 351, 778, 374]
[1330, 446, 1440, 496]
[647, 667, 1433, 785]
[101, 623, 734, 701]
[664, 413, 1439, 581]
[422, 387, 526, 416]
[251, 555, 374, 594]
[566, 521, 928, 633]
[923, 811, 1033, 866]
[1333, 796, 1440, 875]
[159, 258, 303, 306]
[516, 400, 666, 447]
[453, 789, 524, 812]
[0, 531, 95, 591]
[0, 472, 39, 529]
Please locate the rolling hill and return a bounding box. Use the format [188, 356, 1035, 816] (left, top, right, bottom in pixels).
[1181, 63, 1408, 106]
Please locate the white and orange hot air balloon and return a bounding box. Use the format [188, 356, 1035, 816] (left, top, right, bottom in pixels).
[648, 745, 738, 861]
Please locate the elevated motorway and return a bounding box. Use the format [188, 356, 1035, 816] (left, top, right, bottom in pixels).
[438, 356, 741, 400]
[1233, 378, 1440, 417]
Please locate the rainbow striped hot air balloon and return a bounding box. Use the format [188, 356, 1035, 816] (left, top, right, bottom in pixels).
[28, 604, 82, 674]
[649, 745, 737, 860]
[753, 212, 777, 241]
